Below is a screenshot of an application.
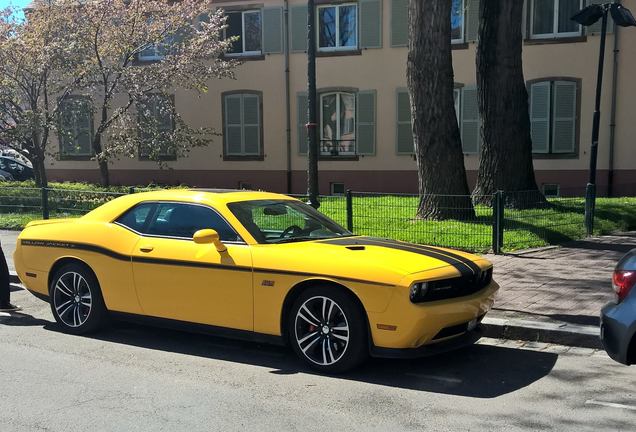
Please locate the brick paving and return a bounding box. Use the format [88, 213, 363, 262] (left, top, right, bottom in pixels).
[485, 232, 636, 322]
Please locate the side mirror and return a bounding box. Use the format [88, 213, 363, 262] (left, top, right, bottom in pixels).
[193, 229, 227, 253]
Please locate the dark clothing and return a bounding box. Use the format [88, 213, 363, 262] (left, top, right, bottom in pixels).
[0, 243, 10, 306]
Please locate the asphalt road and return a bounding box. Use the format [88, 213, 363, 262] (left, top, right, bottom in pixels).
[0, 289, 634, 432]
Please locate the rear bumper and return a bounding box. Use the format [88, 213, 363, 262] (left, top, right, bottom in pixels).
[370, 325, 483, 359]
[600, 301, 634, 365]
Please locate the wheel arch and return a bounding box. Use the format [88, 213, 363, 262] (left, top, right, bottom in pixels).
[280, 278, 370, 345]
[48, 256, 97, 294]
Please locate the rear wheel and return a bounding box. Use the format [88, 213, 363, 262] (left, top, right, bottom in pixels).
[288, 286, 368, 373]
[49, 263, 107, 335]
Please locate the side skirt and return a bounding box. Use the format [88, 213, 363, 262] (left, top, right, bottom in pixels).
[108, 311, 287, 347]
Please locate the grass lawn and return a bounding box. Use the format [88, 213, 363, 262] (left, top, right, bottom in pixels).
[1, 181, 634, 252]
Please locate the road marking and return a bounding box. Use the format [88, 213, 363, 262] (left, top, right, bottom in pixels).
[405, 373, 462, 384]
[585, 400, 636, 411]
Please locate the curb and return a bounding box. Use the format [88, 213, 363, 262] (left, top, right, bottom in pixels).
[482, 316, 602, 349]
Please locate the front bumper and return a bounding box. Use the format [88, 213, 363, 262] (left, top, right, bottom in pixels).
[600, 300, 635, 365]
[370, 325, 483, 359]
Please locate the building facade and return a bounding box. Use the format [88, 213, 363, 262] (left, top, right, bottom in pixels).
[48, 0, 636, 196]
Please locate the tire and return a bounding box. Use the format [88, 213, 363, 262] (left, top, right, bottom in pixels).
[288, 286, 368, 373]
[49, 263, 108, 335]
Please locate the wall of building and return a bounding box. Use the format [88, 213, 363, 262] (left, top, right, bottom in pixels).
[46, 0, 636, 196]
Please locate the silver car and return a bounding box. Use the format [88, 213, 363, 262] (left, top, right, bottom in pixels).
[601, 249, 636, 365]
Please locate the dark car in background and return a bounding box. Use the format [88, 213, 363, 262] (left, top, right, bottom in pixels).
[601, 249, 636, 365]
[0, 156, 34, 181]
[0, 169, 14, 181]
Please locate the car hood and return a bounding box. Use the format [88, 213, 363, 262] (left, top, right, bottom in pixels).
[253, 236, 491, 286]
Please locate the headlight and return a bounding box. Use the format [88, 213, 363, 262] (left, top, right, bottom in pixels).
[409, 282, 429, 303]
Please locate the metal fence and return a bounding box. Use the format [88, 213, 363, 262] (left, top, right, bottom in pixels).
[0, 185, 626, 253]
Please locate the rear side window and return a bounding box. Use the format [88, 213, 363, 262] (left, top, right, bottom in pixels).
[145, 203, 240, 241]
[116, 203, 155, 233]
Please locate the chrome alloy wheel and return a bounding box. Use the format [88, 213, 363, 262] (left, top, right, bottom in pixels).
[52, 271, 92, 328]
[294, 296, 350, 366]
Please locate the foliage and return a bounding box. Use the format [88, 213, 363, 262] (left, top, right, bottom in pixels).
[0, 2, 84, 186]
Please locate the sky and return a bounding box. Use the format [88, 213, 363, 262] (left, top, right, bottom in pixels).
[0, 0, 30, 20]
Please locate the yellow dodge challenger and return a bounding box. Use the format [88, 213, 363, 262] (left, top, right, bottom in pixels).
[14, 189, 498, 372]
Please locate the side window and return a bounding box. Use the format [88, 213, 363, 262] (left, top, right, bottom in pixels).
[145, 203, 240, 241]
[116, 203, 156, 233]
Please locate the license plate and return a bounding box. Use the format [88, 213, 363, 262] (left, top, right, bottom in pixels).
[467, 319, 478, 331]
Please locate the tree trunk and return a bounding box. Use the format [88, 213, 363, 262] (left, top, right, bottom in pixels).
[407, 0, 475, 220]
[95, 105, 110, 187]
[32, 152, 48, 188]
[474, 0, 545, 208]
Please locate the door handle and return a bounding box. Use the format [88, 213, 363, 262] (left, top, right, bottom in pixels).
[139, 246, 154, 253]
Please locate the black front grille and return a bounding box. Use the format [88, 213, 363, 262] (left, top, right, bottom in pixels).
[432, 314, 486, 340]
[419, 267, 493, 303]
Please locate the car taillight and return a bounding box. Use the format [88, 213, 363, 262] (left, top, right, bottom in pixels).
[612, 270, 636, 302]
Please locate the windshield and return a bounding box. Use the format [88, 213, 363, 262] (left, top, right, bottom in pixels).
[227, 199, 352, 244]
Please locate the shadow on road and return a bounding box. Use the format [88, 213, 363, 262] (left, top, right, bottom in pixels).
[43, 319, 557, 399]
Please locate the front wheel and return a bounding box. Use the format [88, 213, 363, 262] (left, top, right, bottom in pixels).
[288, 287, 368, 373]
[49, 263, 107, 335]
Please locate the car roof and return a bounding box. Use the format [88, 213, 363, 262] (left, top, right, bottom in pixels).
[82, 189, 300, 222]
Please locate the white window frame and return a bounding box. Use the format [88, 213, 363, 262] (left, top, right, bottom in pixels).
[320, 91, 357, 156]
[317, 3, 359, 52]
[60, 97, 93, 157]
[451, 0, 465, 44]
[530, 0, 583, 39]
[223, 93, 262, 157]
[225, 9, 263, 57]
[454, 87, 461, 126]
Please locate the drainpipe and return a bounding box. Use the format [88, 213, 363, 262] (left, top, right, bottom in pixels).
[608, 1, 621, 197]
[284, 0, 293, 193]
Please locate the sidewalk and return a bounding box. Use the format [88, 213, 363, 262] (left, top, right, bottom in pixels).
[2, 229, 633, 347]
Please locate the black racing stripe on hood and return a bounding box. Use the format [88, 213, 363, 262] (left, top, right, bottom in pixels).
[320, 237, 477, 278]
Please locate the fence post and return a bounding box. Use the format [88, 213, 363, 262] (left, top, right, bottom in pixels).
[346, 189, 354, 232]
[41, 187, 49, 220]
[492, 190, 504, 254]
[129, 186, 135, 194]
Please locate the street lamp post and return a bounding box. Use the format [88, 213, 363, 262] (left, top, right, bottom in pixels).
[306, 0, 320, 209]
[571, 2, 636, 236]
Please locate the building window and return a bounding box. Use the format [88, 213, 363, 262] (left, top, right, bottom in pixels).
[330, 182, 346, 196]
[318, 3, 358, 51]
[223, 92, 263, 158]
[137, 94, 176, 160]
[530, 0, 582, 39]
[320, 92, 356, 156]
[139, 39, 173, 61]
[451, 0, 465, 43]
[543, 184, 560, 197]
[529, 79, 578, 155]
[226, 10, 262, 56]
[59, 97, 93, 158]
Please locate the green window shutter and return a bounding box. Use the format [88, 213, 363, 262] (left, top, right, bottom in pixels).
[76, 99, 93, 155]
[263, 7, 283, 54]
[290, 5, 308, 53]
[360, 0, 383, 49]
[243, 94, 261, 155]
[461, 87, 480, 154]
[396, 89, 414, 154]
[357, 90, 376, 155]
[586, 1, 614, 35]
[391, 0, 408, 47]
[465, 0, 480, 42]
[552, 81, 577, 154]
[529, 81, 551, 153]
[225, 94, 243, 156]
[297, 92, 308, 154]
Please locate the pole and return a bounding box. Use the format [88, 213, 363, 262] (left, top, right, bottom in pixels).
[585, 6, 609, 236]
[306, 0, 320, 209]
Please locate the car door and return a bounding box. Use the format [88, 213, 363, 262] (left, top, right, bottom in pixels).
[128, 201, 254, 331]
